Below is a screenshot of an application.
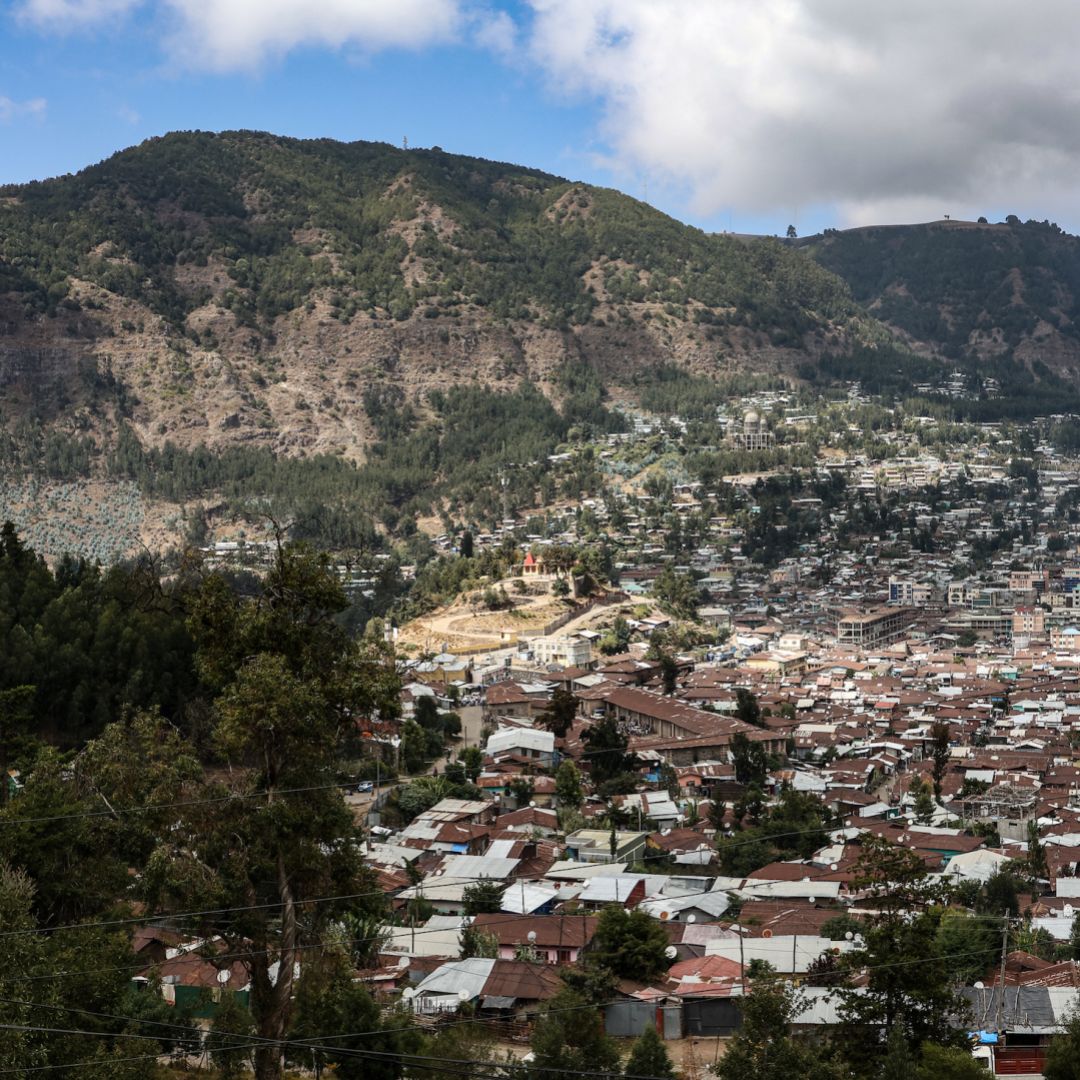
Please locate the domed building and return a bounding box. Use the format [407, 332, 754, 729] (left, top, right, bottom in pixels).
[730, 408, 775, 451]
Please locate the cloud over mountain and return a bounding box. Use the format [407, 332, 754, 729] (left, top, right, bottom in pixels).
[19, 0, 465, 67]
[524, 0, 1080, 225]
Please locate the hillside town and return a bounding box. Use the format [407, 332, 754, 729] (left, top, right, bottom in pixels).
[92, 398, 1080, 1079]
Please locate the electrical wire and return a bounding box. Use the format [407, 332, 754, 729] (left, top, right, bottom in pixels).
[0, 779, 363, 828]
[0, 824, 850, 941]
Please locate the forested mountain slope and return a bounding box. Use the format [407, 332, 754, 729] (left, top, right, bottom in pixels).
[0, 130, 865, 459]
[805, 218, 1080, 393]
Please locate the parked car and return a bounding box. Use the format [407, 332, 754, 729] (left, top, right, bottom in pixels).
[356, 781, 374, 793]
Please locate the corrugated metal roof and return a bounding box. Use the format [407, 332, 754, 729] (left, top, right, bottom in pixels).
[482, 960, 562, 1002]
[414, 958, 495, 998]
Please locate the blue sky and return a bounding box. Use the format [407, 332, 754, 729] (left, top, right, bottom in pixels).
[4, 1, 1080, 237]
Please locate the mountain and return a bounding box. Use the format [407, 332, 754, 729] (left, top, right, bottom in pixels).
[0, 130, 865, 460]
[803, 218, 1080, 401]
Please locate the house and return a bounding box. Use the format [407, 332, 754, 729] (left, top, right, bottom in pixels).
[407, 957, 562, 1017]
[531, 634, 594, 668]
[563, 829, 650, 865]
[484, 681, 554, 720]
[468, 913, 596, 964]
[704, 935, 855, 975]
[485, 727, 556, 768]
[522, 552, 550, 577]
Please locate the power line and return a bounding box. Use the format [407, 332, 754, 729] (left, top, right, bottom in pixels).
[2, 874, 726, 983]
[0, 824, 846, 941]
[0, 778, 367, 827]
[0, 942, 1016, 1077]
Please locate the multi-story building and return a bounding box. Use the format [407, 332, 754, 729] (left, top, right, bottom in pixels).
[1009, 569, 1050, 596]
[1012, 607, 1046, 637]
[888, 578, 934, 606]
[530, 634, 593, 668]
[837, 606, 915, 648]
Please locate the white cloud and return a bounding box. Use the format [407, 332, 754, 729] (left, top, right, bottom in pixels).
[472, 8, 516, 59]
[0, 95, 47, 123]
[524, 0, 1080, 226]
[162, 0, 465, 70]
[17, 0, 138, 26]
[18, 0, 469, 67]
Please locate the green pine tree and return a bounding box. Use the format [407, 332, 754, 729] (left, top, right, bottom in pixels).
[623, 1024, 675, 1080]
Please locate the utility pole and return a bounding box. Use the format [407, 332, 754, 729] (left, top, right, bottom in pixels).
[996, 912, 1009, 1035]
[739, 928, 746, 994]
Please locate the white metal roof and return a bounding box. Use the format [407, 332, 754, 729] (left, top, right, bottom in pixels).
[413, 958, 496, 999]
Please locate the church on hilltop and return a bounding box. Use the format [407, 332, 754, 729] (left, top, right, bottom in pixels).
[729, 409, 775, 451]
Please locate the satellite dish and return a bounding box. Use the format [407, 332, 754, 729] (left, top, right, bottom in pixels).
[808, 896, 817, 904]
[403, 987, 416, 1000]
[458, 989, 470, 1002]
[686, 914, 697, 924]
[845, 931, 854, 941]
[830, 864, 839, 871]
[665, 945, 678, 960]
[527, 931, 537, 943]
[974, 981, 985, 990]
[216, 969, 231, 985]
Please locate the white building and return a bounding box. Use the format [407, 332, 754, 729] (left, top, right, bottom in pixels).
[530, 634, 593, 668]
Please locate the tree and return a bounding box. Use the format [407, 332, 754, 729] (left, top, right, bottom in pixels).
[935, 911, 997, 985]
[458, 746, 483, 782]
[462, 879, 507, 915]
[143, 543, 400, 1080]
[590, 905, 671, 982]
[599, 616, 632, 656]
[555, 759, 584, 809]
[930, 722, 951, 801]
[287, 948, 405, 1080]
[715, 976, 839, 1080]
[1044, 1002, 1080, 1080]
[650, 566, 701, 620]
[529, 988, 622, 1080]
[1069, 911, 1080, 961]
[980, 870, 1021, 916]
[917, 1041, 996, 1080]
[735, 688, 763, 728]
[658, 761, 680, 800]
[507, 776, 534, 805]
[460, 923, 499, 959]
[803, 949, 845, 987]
[820, 914, 864, 940]
[879, 1022, 915, 1080]
[912, 778, 936, 825]
[582, 715, 635, 785]
[400, 719, 429, 772]
[786, 224, 797, 239]
[834, 836, 968, 1070]
[1025, 819, 1049, 887]
[658, 651, 678, 695]
[459, 530, 474, 559]
[623, 1024, 675, 1080]
[208, 993, 257, 1080]
[0, 684, 34, 807]
[415, 694, 440, 730]
[538, 687, 579, 740]
[730, 731, 767, 785]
